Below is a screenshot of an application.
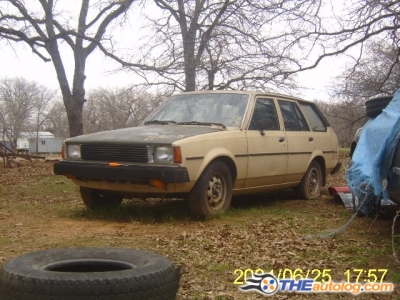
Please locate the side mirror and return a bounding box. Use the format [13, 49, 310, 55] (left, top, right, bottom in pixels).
[257, 119, 273, 136]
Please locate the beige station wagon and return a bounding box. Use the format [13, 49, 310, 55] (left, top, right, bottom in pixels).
[54, 91, 341, 219]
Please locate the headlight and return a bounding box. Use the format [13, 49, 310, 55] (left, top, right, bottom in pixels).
[154, 146, 173, 163]
[67, 144, 81, 159]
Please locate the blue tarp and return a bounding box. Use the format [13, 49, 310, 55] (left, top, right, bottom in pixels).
[346, 89, 400, 215]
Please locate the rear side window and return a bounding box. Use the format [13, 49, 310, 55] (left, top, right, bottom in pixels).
[299, 103, 327, 132]
[278, 100, 309, 131]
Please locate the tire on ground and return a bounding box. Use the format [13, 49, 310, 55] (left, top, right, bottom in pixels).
[365, 95, 392, 118]
[0, 247, 180, 300]
[187, 160, 233, 220]
[295, 160, 322, 200]
[80, 187, 124, 209]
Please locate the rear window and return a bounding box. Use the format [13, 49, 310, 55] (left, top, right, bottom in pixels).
[278, 100, 309, 131]
[299, 103, 328, 132]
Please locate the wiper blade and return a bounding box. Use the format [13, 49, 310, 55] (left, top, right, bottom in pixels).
[178, 121, 226, 129]
[144, 120, 176, 125]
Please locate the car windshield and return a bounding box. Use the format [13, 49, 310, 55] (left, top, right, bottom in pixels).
[145, 93, 250, 129]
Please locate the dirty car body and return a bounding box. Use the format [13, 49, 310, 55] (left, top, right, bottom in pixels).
[54, 91, 340, 219]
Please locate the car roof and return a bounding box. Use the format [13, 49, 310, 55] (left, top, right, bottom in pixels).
[172, 90, 312, 103]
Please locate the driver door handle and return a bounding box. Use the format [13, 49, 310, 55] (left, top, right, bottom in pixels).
[278, 136, 285, 142]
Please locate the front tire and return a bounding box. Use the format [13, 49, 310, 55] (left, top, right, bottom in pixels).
[80, 187, 123, 209]
[295, 161, 322, 200]
[187, 161, 233, 220]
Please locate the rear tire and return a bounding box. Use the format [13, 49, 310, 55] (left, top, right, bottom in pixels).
[295, 161, 322, 200]
[187, 161, 232, 220]
[80, 187, 123, 209]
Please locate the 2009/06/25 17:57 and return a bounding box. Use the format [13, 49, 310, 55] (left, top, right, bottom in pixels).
[233, 268, 389, 284]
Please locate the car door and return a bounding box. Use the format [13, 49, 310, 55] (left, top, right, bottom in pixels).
[298, 101, 338, 172]
[244, 98, 288, 188]
[277, 100, 313, 183]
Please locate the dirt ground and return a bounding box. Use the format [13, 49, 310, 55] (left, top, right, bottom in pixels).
[1, 154, 400, 299]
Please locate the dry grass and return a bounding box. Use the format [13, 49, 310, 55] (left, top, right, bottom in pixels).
[0, 153, 400, 299]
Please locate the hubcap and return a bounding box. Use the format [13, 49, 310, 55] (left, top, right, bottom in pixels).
[207, 173, 226, 211]
[308, 168, 319, 195]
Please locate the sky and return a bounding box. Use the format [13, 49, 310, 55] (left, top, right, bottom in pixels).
[0, 0, 345, 103]
[1, 42, 343, 102]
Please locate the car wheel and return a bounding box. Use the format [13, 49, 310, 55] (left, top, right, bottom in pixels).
[187, 160, 232, 220]
[0, 247, 181, 300]
[80, 187, 123, 209]
[295, 161, 322, 200]
[365, 95, 392, 118]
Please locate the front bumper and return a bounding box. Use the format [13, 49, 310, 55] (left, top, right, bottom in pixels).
[54, 161, 190, 184]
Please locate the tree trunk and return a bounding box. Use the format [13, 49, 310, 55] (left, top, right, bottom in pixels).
[182, 33, 197, 91]
[185, 63, 197, 91]
[207, 70, 215, 90]
[63, 93, 84, 138]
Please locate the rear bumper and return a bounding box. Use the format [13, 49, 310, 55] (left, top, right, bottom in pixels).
[53, 161, 190, 184]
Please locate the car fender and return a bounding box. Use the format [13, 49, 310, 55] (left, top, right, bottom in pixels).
[309, 149, 327, 184]
[193, 147, 238, 181]
[175, 131, 247, 186]
[309, 149, 324, 162]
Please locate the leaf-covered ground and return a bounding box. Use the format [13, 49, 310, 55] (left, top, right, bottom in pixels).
[0, 154, 400, 299]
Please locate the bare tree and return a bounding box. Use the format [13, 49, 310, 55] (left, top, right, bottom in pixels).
[83, 87, 166, 133]
[333, 41, 400, 99]
[46, 100, 69, 139]
[0, 77, 37, 150]
[317, 99, 367, 147]
[292, 0, 400, 91]
[320, 39, 400, 146]
[123, 0, 322, 93]
[0, 0, 135, 137]
[31, 85, 56, 152]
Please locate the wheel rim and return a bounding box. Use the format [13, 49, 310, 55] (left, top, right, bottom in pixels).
[206, 172, 227, 211]
[308, 167, 320, 196]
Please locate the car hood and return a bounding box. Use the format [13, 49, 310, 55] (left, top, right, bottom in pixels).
[65, 124, 224, 144]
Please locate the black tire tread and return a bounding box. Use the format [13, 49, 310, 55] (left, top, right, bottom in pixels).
[80, 187, 123, 209]
[187, 160, 232, 220]
[0, 247, 180, 300]
[295, 161, 322, 200]
[365, 95, 392, 118]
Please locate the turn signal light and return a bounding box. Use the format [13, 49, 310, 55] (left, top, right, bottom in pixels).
[150, 179, 166, 189]
[173, 147, 182, 164]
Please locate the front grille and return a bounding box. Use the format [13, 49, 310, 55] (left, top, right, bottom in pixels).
[81, 144, 148, 163]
